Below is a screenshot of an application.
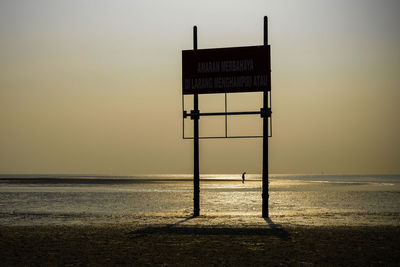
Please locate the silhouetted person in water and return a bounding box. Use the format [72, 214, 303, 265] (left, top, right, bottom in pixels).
[242, 172, 246, 183]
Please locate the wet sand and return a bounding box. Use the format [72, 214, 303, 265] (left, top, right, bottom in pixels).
[1, 176, 399, 265]
[1, 222, 399, 266]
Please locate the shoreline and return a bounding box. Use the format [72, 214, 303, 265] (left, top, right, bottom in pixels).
[1, 223, 399, 265]
[2, 212, 399, 227]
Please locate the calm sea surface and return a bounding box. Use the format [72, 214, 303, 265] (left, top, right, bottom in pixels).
[0, 174, 399, 226]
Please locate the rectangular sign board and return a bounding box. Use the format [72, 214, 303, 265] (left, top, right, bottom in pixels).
[182, 45, 270, 94]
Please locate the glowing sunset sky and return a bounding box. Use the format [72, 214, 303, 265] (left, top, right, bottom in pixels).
[0, 0, 399, 174]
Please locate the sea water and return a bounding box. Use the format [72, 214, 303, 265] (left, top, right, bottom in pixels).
[0, 174, 399, 226]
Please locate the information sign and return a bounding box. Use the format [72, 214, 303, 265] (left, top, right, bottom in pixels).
[182, 45, 270, 94]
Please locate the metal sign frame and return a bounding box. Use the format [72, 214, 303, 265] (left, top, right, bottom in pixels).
[181, 16, 272, 218]
[182, 92, 272, 139]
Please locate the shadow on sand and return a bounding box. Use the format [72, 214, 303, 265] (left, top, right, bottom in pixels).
[128, 216, 290, 240]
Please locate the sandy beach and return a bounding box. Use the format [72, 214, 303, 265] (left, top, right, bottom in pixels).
[1, 220, 400, 266]
[1, 175, 399, 265]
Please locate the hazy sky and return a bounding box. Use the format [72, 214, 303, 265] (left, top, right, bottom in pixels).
[1, 0, 399, 175]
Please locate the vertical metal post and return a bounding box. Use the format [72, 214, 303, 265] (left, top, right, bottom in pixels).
[193, 26, 200, 217]
[262, 16, 269, 218]
[225, 93, 228, 138]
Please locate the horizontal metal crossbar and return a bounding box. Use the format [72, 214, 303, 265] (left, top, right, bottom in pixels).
[183, 109, 270, 119]
[199, 111, 261, 116]
[183, 135, 263, 139]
